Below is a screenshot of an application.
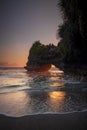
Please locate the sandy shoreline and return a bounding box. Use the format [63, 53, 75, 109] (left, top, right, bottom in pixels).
[0, 111, 87, 130]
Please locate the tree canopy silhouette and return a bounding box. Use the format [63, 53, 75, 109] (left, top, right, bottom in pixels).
[57, 0, 87, 65]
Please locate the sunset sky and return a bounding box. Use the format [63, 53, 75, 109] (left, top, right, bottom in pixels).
[0, 0, 62, 67]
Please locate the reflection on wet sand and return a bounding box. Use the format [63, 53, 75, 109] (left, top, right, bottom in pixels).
[0, 92, 31, 116]
[25, 91, 66, 113]
[26, 92, 49, 113]
[48, 91, 66, 111]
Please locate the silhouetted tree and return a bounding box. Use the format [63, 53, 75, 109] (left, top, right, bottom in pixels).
[57, 0, 87, 65]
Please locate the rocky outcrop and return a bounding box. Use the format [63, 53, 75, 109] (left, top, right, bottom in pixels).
[25, 40, 87, 76]
[25, 41, 61, 71]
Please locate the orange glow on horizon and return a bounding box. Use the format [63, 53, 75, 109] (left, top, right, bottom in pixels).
[1, 59, 27, 67]
[0, 43, 29, 67]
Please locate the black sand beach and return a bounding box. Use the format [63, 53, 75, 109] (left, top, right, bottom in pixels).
[0, 111, 87, 130]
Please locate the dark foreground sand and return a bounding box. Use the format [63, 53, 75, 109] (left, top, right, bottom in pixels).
[0, 111, 87, 130]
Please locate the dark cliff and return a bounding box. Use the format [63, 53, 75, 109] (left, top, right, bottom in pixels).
[25, 0, 87, 74]
[26, 41, 61, 66]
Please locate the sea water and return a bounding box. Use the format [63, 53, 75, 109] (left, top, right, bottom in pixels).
[0, 66, 87, 116]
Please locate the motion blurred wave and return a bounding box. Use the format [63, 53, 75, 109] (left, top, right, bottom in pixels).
[0, 66, 87, 116]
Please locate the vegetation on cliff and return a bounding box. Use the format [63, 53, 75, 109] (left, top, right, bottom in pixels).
[25, 0, 87, 73]
[26, 41, 60, 66]
[57, 0, 87, 65]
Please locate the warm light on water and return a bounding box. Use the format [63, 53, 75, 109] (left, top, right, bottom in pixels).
[50, 64, 64, 74]
[49, 92, 66, 111]
[51, 65, 55, 68]
[50, 82, 64, 87]
[49, 91, 66, 100]
[0, 66, 87, 116]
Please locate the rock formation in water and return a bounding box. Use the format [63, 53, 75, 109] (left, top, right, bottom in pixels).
[25, 0, 87, 74]
[25, 41, 61, 71]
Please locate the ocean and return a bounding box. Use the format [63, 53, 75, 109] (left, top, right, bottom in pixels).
[0, 66, 87, 116]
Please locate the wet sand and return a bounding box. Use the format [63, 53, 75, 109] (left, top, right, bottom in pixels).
[0, 111, 87, 130]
